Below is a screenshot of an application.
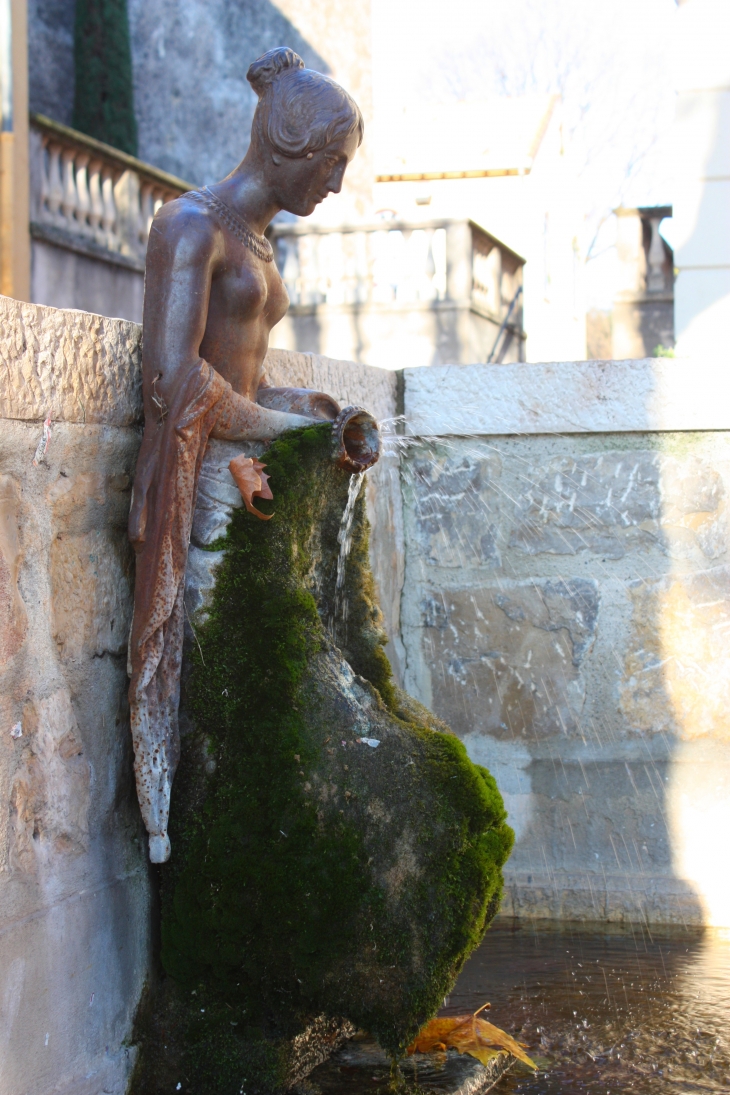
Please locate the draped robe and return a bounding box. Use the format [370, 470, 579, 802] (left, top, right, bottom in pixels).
[128, 358, 235, 863]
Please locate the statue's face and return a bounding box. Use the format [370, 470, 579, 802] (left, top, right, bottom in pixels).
[270, 129, 360, 217]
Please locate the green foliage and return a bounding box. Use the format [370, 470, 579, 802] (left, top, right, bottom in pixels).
[131, 425, 513, 1093]
[653, 343, 676, 358]
[73, 0, 137, 155]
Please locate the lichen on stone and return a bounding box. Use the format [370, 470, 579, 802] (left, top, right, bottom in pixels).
[130, 424, 513, 1094]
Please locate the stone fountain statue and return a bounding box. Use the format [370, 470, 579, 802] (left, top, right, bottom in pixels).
[127, 47, 375, 865]
[128, 47, 512, 1094]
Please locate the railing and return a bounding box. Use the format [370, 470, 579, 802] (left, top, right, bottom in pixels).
[270, 219, 524, 329]
[271, 222, 448, 307]
[29, 114, 192, 267]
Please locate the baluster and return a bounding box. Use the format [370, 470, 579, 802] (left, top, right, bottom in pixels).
[38, 136, 51, 218]
[112, 170, 138, 256]
[61, 147, 77, 224]
[140, 183, 155, 243]
[353, 230, 368, 303]
[101, 168, 118, 248]
[46, 142, 64, 221]
[87, 160, 104, 238]
[646, 216, 666, 293]
[153, 189, 165, 217]
[74, 153, 91, 234]
[432, 228, 447, 299]
[281, 235, 301, 303]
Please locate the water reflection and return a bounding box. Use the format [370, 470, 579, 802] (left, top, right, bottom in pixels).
[449, 922, 730, 1094]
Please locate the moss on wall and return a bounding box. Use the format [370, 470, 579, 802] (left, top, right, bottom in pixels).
[73, 0, 137, 155]
[131, 425, 513, 1094]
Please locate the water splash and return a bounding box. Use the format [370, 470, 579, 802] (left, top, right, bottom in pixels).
[330, 470, 365, 638]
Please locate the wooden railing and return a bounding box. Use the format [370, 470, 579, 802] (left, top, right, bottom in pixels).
[29, 114, 192, 267]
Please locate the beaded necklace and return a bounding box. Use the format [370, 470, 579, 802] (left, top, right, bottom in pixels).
[189, 186, 274, 263]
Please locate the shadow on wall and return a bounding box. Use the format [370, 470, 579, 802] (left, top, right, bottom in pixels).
[127, 0, 330, 185]
[27, 0, 77, 124]
[398, 361, 730, 927]
[27, 0, 331, 185]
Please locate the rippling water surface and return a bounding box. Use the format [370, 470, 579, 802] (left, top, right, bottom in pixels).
[308, 921, 730, 1094]
[447, 922, 730, 1094]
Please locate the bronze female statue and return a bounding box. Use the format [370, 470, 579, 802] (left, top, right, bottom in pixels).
[127, 48, 365, 863]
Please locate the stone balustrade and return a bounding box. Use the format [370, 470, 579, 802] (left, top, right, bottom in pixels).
[270, 218, 524, 323]
[269, 218, 525, 368]
[29, 114, 191, 268]
[271, 221, 448, 307]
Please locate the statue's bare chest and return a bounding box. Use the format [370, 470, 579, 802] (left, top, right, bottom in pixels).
[213, 244, 289, 329]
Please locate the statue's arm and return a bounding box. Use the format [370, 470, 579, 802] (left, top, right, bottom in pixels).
[256, 386, 340, 421]
[143, 203, 320, 440]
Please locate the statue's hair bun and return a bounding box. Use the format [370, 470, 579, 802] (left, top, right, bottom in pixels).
[247, 47, 305, 98]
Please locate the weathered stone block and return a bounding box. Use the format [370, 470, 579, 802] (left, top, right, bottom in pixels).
[0, 420, 149, 1095]
[621, 564, 730, 740]
[0, 296, 143, 425]
[407, 448, 503, 568]
[421, 578, 599, 740]
[510, 451, 725, 559]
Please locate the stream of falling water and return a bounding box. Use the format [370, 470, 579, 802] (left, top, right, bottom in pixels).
[330, 470, 365, 637]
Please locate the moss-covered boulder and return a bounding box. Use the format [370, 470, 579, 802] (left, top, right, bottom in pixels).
[131, 425, 513, 1094]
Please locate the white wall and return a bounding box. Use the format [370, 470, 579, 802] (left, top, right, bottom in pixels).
[672, 0, 730, 357]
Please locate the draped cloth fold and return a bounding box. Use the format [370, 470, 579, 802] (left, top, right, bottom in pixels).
[128, 359, 234, 863]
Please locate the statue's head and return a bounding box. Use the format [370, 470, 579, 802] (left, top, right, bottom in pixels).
[247, 47, 364, 217]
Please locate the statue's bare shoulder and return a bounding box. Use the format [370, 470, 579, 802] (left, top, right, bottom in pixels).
[146, 193, 225, 274]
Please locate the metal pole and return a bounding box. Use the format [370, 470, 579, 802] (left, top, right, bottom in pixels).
[486, 284, 522, 364]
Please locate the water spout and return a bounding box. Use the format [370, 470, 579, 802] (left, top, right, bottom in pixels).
[332, 406, 381, 473]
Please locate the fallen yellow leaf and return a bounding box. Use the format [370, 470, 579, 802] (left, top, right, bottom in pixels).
[407, 1004, 537, 1071]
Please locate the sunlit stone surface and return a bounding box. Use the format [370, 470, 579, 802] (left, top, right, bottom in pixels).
[2, 295, 730, 1095]
[400, 431, 730, 927]
[0, 299, 399, 1095]
[0, 414, 149, 1095]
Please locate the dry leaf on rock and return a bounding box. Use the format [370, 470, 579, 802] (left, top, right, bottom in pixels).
[407, 1004, 536, 1070]
[229, 455, 274, 521]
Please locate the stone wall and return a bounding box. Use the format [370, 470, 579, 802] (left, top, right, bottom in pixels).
[4, 297, 728, 1095]
[0, 299, 148, 1095]
[127, 0, 373, 215]
[0, 296, 398, 1095]
[398, 361, 730, 928]
[30, 238, 146, 325]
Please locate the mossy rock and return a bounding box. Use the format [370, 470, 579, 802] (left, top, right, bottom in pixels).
[130, 425, 513, 1094]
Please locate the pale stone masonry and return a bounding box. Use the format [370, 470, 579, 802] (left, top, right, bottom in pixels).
[2, 297, 730, 1094]
[0, 301, 148, 1095]
[0, 297, 397, 1095]
[399, 361, 730, 928]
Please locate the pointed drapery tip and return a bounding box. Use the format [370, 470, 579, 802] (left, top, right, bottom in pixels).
[149, 833, 171, 863]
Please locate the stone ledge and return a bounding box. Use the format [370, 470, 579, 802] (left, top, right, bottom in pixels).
[403, 358, 730, 435]
[0, 297, 398, 428]
[0, 295, 143, 426]
[498, 869, 706, 924]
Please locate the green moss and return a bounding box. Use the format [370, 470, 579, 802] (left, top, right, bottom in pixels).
[73, 0, 137, 155]
[131, 425, 513, 1094]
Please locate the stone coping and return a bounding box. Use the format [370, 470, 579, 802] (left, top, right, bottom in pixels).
[4, 296, 725, 437]
[0, 296, 143, 426]
[403, 358, 730, 435]
[0, 297, 397, 428]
